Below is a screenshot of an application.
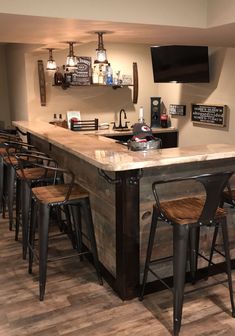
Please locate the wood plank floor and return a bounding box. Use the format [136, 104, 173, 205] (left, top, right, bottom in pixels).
[1, 217, 235, 336]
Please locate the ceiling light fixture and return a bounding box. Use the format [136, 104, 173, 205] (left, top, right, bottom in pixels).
[66, 41, 78, 68]
[94, 32, 108, 64]
[46, 48, 57, 70]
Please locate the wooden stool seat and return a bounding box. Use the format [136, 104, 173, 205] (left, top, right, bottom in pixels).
[16, 167, 55, 180]
[0, 147, 7, 155]
[4, 155, 18, 165]
[32, 183, 89, 205]
[160, 197, 226, 225]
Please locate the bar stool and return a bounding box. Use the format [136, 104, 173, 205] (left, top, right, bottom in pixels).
[25, 161, 102, 301]
[14, 153, 59, 259]
[206, 176, 235, 275]
[0, 133, 22, 214]
[139, 172, 235, 336]
[2, 141, 39, 230]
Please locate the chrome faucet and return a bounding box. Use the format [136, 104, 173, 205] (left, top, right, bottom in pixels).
[118, 108, 127, 129]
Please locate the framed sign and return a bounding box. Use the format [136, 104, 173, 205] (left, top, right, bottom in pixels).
[169, 104, 186, 116]
[191, 104, 226, 127]
[70, 56, 91, 86]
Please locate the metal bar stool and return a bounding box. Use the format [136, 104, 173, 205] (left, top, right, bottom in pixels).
[139, 172, 235, 336]
[0, 133, 22, 214]
[25, 161, 102, 301]
[14, 152, 60, 259]
[206, 177, 235, 276]
[3, 141, 41, 230]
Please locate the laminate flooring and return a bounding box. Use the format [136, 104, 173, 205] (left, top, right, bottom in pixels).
[1, 217, 235, 336]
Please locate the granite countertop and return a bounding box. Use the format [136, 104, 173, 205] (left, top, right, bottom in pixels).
[13, 120, 235, 171]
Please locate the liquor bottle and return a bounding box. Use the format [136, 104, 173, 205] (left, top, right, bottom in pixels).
[106, 63, 113, 85]
[92, 65, 99, 84]
[98, 69, 104, 84]
[54, 67, 64, 85]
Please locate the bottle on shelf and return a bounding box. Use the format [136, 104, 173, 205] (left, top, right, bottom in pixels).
[98, 68, 104, 84]
[92, 65, 99, 84]
[106, 63, 113, 85]
[64, 66, 72, 84]
[138, 106, 144, 123]
[52, 113, 58, 125]
[54, 67, 64, 86]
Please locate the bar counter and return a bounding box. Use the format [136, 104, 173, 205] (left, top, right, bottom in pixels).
[13, 121, 235, 300]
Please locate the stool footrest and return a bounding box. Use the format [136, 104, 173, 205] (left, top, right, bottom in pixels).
[184, 278, 228, 296]
[150, 255, 173, 265]
[148, 267, 173, 293]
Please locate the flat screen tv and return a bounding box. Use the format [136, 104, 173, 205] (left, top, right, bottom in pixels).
[151, 45, 210, 83]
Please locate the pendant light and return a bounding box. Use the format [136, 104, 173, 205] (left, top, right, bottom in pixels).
[66, 41, 78, 68]
[46, 48, 57, 70]
[94, 32, 108, 64]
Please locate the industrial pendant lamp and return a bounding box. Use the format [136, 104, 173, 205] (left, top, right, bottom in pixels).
[66, 41, 77, 68]
[94, 32, 108, 64]
[46, 48, 57, 70]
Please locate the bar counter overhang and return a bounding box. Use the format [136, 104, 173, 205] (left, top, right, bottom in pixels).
[13, 121, 235, 300]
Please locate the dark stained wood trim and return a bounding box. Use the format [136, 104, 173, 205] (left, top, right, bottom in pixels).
[133, 62, 138, 104]
[115, 169, 140, 300]
[37, 60, 46, 106]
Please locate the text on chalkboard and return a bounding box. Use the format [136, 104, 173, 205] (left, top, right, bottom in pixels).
[191, 104, 226, 127]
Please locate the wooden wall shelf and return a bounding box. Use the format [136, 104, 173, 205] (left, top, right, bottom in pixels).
[53, 62, 138, 104]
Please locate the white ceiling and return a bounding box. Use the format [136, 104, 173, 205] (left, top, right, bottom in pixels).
[1, 13, 235, 50]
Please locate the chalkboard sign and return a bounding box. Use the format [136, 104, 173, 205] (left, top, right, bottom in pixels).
[70, 56, 91, 86]
[191, 104, 226, 127]
[169, 104, 186, 116]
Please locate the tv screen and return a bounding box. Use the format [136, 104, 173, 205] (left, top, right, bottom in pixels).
[151, 45, 210, 83]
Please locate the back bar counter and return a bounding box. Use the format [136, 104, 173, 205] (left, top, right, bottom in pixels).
[13, 121, 235, 300]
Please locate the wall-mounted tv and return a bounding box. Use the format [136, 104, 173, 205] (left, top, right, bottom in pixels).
[151, 45, 210, 83]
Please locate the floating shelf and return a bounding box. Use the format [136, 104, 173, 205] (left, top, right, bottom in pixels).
[53, 62, 138, 104]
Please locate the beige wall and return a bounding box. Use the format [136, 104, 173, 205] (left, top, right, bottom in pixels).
[0, 44, 11, 128]
[6, 44, 29, 122]
[6, 42, 235, 147]
[157, 47, 235, 146]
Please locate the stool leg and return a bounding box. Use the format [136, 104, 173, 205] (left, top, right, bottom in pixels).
[82, 198, 103, 285]
[2, 164, 7, 219]
[6, 165, 15, 230]
[21, 181, 32, 259]
[220, 218, 235, 317]
[15, 178, 22, 241]
[205, 224, 219, 280]
[70, 204, 83, 254]
[173, 224, 189, 336]
[28, 199, 37, 274]
[189, 226, 200, 284]
[139, 207, 158, 301]
[38, 203, 50, 301]
[64, 205, 77, 249]
[0, 156, 3, 213]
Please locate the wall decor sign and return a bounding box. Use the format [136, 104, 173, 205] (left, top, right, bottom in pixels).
[191, 104, 226, 127]
[70, 56, 91, 86]
[169, 104, 186, 116]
